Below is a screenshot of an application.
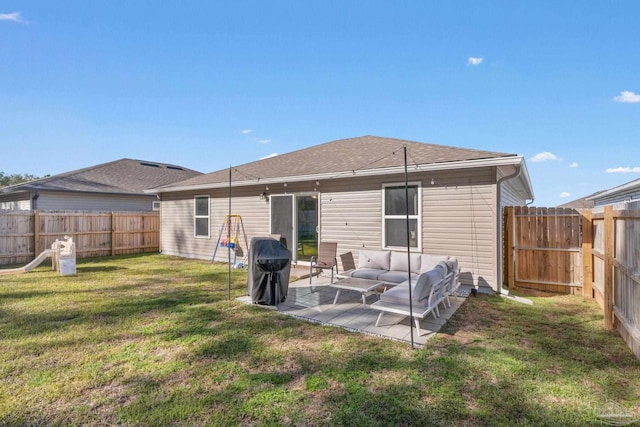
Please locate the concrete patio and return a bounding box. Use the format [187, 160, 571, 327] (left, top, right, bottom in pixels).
[238, 267, 470, 347]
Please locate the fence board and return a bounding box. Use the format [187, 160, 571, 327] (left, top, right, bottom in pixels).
[0, 211, 160, 266]
[508, 206, 582, 293]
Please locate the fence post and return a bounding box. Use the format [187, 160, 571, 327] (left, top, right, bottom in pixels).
[111, 212, 115, 256]
[581, 210, 593, 299]
[33, 210, 40, 258]
[603, 205, 614, 331]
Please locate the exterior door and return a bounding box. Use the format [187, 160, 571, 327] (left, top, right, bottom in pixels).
[296, 195, 318, 262]
[270, 193, 319, 263]
[270, 195, 293, 253]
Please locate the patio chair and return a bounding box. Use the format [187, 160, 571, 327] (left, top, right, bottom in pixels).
[309, 241, 338, 284]
[337, 251, 356, 279]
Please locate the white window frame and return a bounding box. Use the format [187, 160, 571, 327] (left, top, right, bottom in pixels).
[382, 182, 422, 251]
[194, 195, 210, 238]
[152, 200, 161, 211]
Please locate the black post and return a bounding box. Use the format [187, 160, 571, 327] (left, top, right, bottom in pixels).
[403, 146, 415, 349]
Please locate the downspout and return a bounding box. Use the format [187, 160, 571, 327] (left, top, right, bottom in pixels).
[496, 164, 522, 295]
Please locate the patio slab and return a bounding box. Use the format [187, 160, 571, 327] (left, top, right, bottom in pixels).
[238, 271, 470, 347]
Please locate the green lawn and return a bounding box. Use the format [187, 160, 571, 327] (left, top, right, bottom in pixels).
[1, 254, 639, 426]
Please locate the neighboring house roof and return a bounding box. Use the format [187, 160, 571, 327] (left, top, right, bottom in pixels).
[556, 190, 606, 209]
[586, 177, 640, 204]
[0, 159, 202, 196]
[152, 135, 533, 198]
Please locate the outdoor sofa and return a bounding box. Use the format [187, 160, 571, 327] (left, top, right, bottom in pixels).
[341, 249, 452, 285]
[338, 249, 460, 336]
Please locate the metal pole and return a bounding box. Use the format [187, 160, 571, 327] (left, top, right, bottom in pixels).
[228, 166, 231, 300]
[404, 146, 415, 349]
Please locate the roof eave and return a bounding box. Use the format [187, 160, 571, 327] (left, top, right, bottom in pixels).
[586, 179, 640, 201]
[148, 156, 526, 194]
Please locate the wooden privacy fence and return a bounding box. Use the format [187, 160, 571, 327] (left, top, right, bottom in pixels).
[503, 206, 582, 294]
[0, 211, 159, 266]
[590, 206, 640, 358]
[504, 205, 640, 359]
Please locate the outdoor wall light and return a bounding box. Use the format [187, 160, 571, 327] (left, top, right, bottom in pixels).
[260, 192, 269, 201]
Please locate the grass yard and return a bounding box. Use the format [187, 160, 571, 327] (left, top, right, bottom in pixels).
[1, 254, 639, 426]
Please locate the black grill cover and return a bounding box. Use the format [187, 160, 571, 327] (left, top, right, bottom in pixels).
[247, 237, 291, 305]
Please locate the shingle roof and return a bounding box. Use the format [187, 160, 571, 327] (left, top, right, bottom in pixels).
[556, 192, 601, 209]
[160, 135, 516, 189]
[0, 159, 202, 195]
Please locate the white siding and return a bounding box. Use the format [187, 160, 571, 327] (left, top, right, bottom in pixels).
[594, 189, 640, 206]
[500, 179, 527, 207]
[36, 192, 156, 212]
[0, 200, 31, 210]
[160, 188, 270, 262]
[320, 176, 383, 258]
[161, 167, 503, 289]
[422, 168, 498, 290]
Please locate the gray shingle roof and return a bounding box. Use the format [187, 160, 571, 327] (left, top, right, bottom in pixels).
[160, 135, 516, 189]
[0, 159, 202, 195]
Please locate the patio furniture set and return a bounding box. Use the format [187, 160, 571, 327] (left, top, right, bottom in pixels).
[310, 245, 461, 336]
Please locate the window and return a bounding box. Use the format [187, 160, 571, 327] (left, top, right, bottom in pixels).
[152, 200, 161, 211]
[194, 195, 210, 238]
[383, 183, 421, 249]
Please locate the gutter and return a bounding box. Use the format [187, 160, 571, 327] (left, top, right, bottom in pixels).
[147, 156, 527, 194]
[496, 163, 525, 296]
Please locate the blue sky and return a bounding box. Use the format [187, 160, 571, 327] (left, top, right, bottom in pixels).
[1, 1, 638, 206]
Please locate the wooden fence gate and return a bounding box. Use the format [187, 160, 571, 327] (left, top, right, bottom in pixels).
[504, 206, 583, 294]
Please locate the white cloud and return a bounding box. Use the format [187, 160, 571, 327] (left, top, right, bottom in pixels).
[0, 12, 26, 23]
[467, 57, 483, 66]
[569, 162, 579, 168]
[613, 91, 640, 103]
[530, 151, 559, 162]
[257, 139, 271, 144]
[560, 192, 571, 198]
[241, 129, 252, 134]
[260, 153, 278, 160]
[606, 166, 640, 173]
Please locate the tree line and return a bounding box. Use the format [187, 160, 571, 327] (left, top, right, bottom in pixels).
[0, 172, 39, 188]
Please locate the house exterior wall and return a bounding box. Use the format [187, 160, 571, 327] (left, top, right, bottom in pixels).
[421, 168, 497, 290]
[592, 187, 640, 207]
[160, 188, 270, 261]
[160, 165, 505, 290]
[500, 178, 528, 207]
[0, 192, 31, 210]
[33, 191, 157, 212]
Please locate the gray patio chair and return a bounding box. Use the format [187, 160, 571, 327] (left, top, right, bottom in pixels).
[309, 242, 338, 284]
[338, 251, 356, 278]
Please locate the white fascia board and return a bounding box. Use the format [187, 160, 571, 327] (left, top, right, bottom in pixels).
[148, 156, 526, 194]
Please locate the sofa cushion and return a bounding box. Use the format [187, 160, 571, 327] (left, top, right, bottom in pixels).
[389, 251, 422, 274]
[351, 268, 385, 280]
[378, 270, 417, 284]
[380, 268, 445, 305]
[413, 268, 445, 302]
[419, 254, 449, 274]
[378, 285, 430, 308]
[359, 250, 391, 270]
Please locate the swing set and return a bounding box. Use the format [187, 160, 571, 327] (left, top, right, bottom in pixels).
[211, 214, 249, 266]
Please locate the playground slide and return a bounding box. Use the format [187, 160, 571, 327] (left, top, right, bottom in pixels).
[0, 249, 54, 276]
